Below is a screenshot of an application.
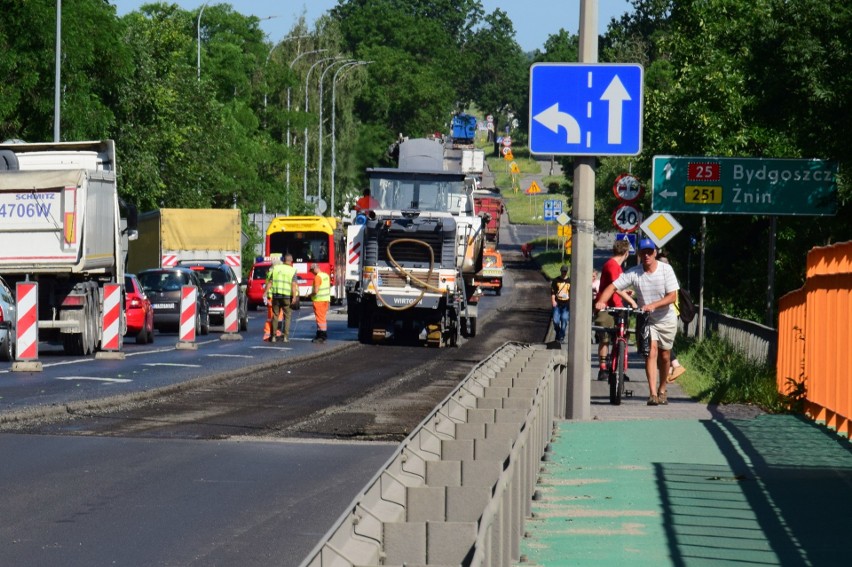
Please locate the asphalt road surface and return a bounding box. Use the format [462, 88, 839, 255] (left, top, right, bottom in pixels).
[0, 226, 554, 566]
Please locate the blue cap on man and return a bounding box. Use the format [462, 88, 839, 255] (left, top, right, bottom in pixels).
[638, 238, 656, 252]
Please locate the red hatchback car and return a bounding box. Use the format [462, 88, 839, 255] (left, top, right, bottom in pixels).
[246, 260, 272, 310]
[125, 273, 154, 344]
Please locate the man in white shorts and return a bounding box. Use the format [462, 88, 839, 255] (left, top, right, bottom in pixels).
[594, 238, 679, 406]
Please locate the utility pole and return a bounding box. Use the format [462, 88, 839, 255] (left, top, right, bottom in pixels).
[318, 60, 354, 207]
[303, 56, 340, 204]
[286, 48, 326, 215]
[54, 0, 61, 141]
[566, 0, 598, 420]
[331, 61, 370, 217]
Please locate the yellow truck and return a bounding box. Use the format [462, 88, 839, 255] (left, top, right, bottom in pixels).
[127, 208, 242, 277]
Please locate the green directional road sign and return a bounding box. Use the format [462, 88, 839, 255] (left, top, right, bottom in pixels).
[652, 156, 838, 216]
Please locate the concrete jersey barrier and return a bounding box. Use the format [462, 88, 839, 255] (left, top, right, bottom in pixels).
[299, 342, 568, 567]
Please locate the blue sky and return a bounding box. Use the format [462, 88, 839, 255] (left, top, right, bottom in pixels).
[111, 1, 634, 53]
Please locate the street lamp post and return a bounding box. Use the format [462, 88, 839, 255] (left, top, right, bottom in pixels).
[285, 49, 326, 215]
[303, 56, 341, 205]
[317, 60, 355, 206]
[262, 33, 309, 125]
[54, 0, 61, 141]
[330, 61, 371, 217]
[196, 2, 209, 81]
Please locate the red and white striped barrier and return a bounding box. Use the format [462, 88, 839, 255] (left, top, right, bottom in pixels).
[177, 285, 197, 347]
[223, 283, 238, 333]
[15, 282, 38, 361]
[94, 283, 126, 360]
[101, 283, 122, 351]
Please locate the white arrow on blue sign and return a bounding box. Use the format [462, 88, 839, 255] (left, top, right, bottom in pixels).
[529, 63, 644, 156]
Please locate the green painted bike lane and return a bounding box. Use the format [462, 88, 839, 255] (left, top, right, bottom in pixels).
[521, 415, 852, 566]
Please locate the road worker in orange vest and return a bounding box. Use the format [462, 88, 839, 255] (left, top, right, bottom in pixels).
[310, 263, 331, 343]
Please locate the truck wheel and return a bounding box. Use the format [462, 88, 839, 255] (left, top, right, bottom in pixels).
[239, 299, 248, 331]
[85, 289, 97, 355]
[63, 333, 84, 356]
[357, 304, 373, 344]
[0, 334, 13, 362]
[0, 149, 19, 171]
[467, 316, 477, 338]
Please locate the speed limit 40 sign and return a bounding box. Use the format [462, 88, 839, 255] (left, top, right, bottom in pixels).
[612, 203, 642, 233]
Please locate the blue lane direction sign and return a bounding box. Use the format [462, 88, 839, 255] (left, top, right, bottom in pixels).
[529, 63, 644, 156]
[652, 156, 838, 216]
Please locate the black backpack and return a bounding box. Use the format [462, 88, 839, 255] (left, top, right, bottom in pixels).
[679, 289, 697, 323]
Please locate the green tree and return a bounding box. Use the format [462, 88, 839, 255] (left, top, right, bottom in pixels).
[463, 9, 528, 133]
[0, 0, 131, 142]
[602, 0, 851, 320]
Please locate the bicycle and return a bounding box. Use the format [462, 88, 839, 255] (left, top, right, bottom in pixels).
[593, 306, 645, 405]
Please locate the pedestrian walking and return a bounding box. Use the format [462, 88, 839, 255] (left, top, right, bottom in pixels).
[309, 263, 330, 343]
[551, 265, 571, 343]
[268, 254, 299, 343]
[595, 238, 679, 406]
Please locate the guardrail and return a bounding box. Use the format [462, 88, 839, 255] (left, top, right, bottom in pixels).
[681, 310, 777, 366]
[299, 342, 567, 567]
[777, 240, 852, 437]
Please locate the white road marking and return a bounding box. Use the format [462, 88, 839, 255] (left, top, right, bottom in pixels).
[142, 363, 202, 368]
[56, 376, 132, 383]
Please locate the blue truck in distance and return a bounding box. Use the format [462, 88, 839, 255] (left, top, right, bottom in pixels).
[451, 113, 477, 145]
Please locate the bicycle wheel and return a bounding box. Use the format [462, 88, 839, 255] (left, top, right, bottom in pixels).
[609, 340, 626, 405]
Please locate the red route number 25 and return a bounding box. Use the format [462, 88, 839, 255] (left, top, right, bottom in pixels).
[687, 162, 721, 182]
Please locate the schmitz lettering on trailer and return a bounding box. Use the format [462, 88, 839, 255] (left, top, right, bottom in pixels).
[15, 193, 57, 200]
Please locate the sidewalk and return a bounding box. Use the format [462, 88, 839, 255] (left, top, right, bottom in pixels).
[520, 362, 852, 566]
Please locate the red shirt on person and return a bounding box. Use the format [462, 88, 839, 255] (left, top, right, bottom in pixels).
[595, 257, 624, 307]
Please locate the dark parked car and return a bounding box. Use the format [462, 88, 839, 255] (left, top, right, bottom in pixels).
[137, 267, 210, 335]
[124, 274, 154, 344]
[177, 260, 248, 331]
[0, 275, 16, 362]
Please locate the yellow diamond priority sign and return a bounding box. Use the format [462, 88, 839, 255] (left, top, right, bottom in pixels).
[639, 212, 682, 249]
